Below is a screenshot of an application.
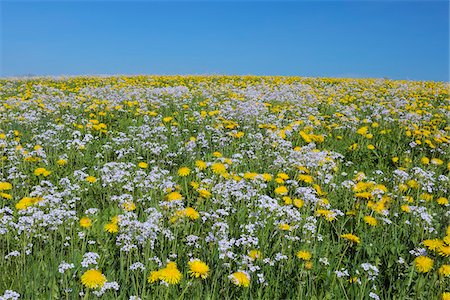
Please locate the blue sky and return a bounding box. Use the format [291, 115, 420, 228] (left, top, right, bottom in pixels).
[1, 1, 448, 81]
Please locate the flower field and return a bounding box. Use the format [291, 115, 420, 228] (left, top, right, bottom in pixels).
[0, 76, 449, 299]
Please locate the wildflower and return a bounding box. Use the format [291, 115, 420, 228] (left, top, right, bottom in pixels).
[367, 144, 375, 150]
[414, 256, 433, 273]
[79, 217, 92, 228]
[279, 224, 291, 231]
[123, 202, 136, 211]
[437, 197, 448, 205]
[188, 259, 209, 279]
[341, 233, 361, 244]
[363, 216, 377, 226]
[296, 251, 312, 261]
[81, 269, 106, 289]
[184, 207, 199, 220]
[195, 160, 207, 170]
[274, 185, 288, 195]
[178, 167, 190, 177]
[147, 271, 160, 283]
[34, 167, 51, 176]
[293, 198, 304, 208]
[431, 158, 443, 165]
[423, 239, 444, 251]
[0, 193, 12, 200]
[57, 159, 68, 166]
[0, 182, 12, 191]
[198, 188, 211, 198]
[166, 191, 183, 202]
[86, 176, 97, 183]
[229, 271, 250, 287]
[104, 223, 118, 233]
[438, 265, 450, 277]
[248, 250, 262, 260]
[442, 292, 450, 300]
[438, 246, 450, 257]
[158, 262, 182, 284]
[138, 162, 148, 169]
[211, 163, 226, 174]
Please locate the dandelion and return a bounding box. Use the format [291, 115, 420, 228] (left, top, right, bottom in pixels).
[195, 160, 207, 170]
[0, 182, 12, 191]
[79, 217, 92, 228]
[81, 269, 106, 289]
[158, 262, 182, 284]
[104, 223, 118, 233]
[296, 251, 312, 261]
[184, 207, 199, 220]
[211, 163, 226, 174]
[438, 246, 450, 257]
[86, 176, 97, 183]
[188, 259, 209, 279]
[274, 186, 288, 195]
[138, 162, 148, 169]
[341, 233, 361, 244]
[166, 191, 183, 202]
[363, 216, 377, 226]
[423, 239, 444, 251]
[248, 250, 262, 260]
[178, 167, 190, 177]
[414, 256, 433, 273]
[438, 265, 450, 277]
[229, 271, 250, 287]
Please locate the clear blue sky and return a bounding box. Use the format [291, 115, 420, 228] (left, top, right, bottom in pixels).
[1, 1, 449, 81]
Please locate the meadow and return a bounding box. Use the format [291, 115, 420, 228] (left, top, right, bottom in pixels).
[0, 75, 449, 299]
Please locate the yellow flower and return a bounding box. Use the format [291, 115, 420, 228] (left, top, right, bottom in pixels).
[363, 216, 377, 226]
[147, 270, 160, 283]
[184, 207, 199, 220]
[296, 250, 312, 261]
[159, 262, 182, 284]
[293, 198, 304, 208]
[423, 239, 444, 251]
[298, 174, 314, 184]
[138, 162, 148, 169]
[86, 176, 97, 183]
[195, 160, 207, 170]
[438, 246, 450, 257]
[421, 157, 430, 165]
[442, 292, 450, 300]
[279, 223, 291, 231]
[56, 159, 67, 166]
[437, 197, 448, 205]
[431, 158, 443, 165]
[166, 191, 183, 202]
[438, 265, 450, 277]
[123, 202, 136, 211]
[414, 256, 433, 273]
[0, 182, 13, 191]
[188, 259, 209, 279]
[341, 233, 361, 244]
[178, 167, 190, 177]
[198, 188, 211, 198]
[0, 193, 12, 200]
[274, 185, 288, 195]
[277, 173, 289, 180]
[356, 126, 368, 135]
[212, 152, 222, 158]
[367, 144, 375, 150]
[104, 223, 119, 233]
[34, 167, 50, 176]
[230, 271, 250, 287]
[248, 250, 262, 261]
[211, 163, 226, 174]
[261, 173, 273, 182]
[81, 269, 106, 289]
[79, 217, 92, 228]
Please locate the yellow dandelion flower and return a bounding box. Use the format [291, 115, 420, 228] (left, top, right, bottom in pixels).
[188, 259, 209, 279]
[123, 202, 136, 211]
[296, 250, 312, 261]
[159, 262, 182, 284]
[195, 160, 207, 170]
[211, 163, 226, 174]
[0, 182, 13, 191]
[178, 167, 190, 177]
[198, 188, 211, 198]
[148, 270, 161, 283]
[442, 292, 450, 300]
[86, 176, 97, 183]
[438, 246, 450, 257]
[138, 162, 148, 169]
[248, 250, 262, 260]
[166, 191, 183, 201]
[184, 207, 199, 220]
[230, 271, 250, 287]
[363, 216, 377, 226]
[438, 265, 450, 277]
[414, 256, 433, 273]
[423, 239, 444, 251]
[212, 152, 222, 158]
[81, 269, 106, 289]
[341, 233, 361, 244]
[293, 198, 304, 208]
[274, 185, 288, 195]
[56, 159, 67, 166]
[279, 223, 291, 231]
[437, 197, 448, 205]
[104, 223, 118, 233]
[79, 217, 92, 228]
